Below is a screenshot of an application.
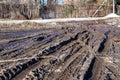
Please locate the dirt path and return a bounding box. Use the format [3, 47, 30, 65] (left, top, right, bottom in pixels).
[0, 21, 120, 80]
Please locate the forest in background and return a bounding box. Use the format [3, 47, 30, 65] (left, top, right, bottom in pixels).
[0, 0, 120, 19]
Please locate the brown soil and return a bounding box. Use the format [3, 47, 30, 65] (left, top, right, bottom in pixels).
[0, 20, 120, 80]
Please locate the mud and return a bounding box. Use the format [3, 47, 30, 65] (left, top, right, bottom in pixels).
[0, 20, 120, 80]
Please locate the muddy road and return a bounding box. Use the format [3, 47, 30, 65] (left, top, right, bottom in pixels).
[0, 21, 120, 80]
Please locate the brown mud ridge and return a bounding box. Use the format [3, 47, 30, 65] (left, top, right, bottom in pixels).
[0, 21, 120, 80]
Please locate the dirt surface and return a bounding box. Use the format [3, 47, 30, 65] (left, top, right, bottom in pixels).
[0, 20, 120, 80]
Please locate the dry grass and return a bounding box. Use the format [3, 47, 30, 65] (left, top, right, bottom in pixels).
[0, 21, 60, 31]
[0, 18, 119, 31]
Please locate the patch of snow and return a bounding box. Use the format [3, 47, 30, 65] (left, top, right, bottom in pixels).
[118, 25, 120, 27]
[104, 57, 113, 63]
[55, 69, 61, 72]
[0, 18, 105, 24]
[54, 66, 62, 73]
[104, 13, 120, 19]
